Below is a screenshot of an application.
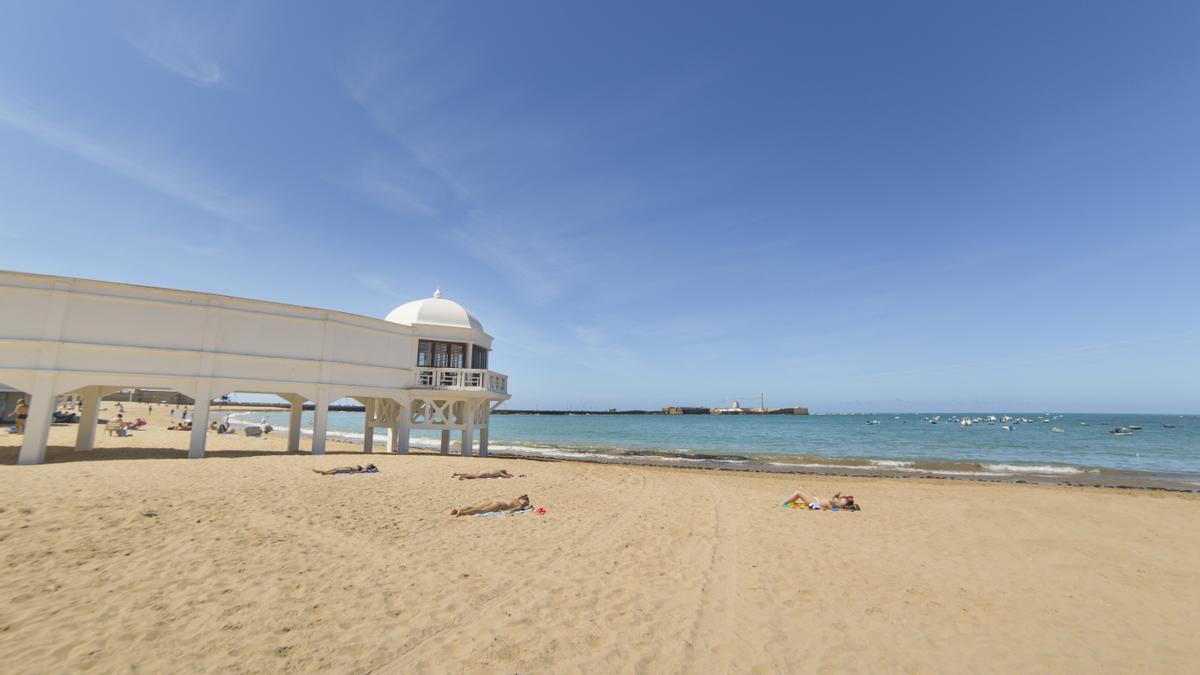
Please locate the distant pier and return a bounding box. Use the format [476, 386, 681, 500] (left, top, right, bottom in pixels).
[489, 406, 811, 416]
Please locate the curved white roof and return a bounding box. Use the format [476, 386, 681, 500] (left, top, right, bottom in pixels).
[384, 288, 484, 332]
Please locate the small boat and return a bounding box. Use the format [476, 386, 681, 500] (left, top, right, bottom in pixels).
[1128, 425, 1142, 431]
[1163, 424, 1176, 429]
[1051, 427, 1065, 433]
[1002, 425, 1013, 431]
[866, 420, 880, 425]
[1080, 422, 1089, 426]
[1109, 427, 1133, 436]
[960, 418, 972, 427]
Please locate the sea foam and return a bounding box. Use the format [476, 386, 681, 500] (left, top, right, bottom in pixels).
[980, 463, 1097, 475]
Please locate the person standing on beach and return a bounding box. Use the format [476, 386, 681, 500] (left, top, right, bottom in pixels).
[14, 398, 28, 433]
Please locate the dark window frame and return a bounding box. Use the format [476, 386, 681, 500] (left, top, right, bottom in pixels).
[417, 339, 467, 369]
[471, 346, 488, 369]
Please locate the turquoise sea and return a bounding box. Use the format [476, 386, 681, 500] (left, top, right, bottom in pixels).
[238, 411, 1200, 489]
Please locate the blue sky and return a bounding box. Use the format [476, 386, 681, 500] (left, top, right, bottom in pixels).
[1, 1, 1198, 412]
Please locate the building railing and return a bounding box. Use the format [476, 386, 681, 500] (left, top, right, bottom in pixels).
[414, 368, 508, 395]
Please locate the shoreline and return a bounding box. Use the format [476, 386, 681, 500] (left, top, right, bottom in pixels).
[222, 409, 1200, 492]
[478, 449, 1200, 493]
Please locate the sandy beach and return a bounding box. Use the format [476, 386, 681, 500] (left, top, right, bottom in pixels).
[2, 403, 1198, 673]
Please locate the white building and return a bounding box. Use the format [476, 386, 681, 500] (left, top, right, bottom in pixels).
[0, 270, 509, 465]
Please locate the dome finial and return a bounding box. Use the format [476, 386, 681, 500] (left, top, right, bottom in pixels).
[433, 286, 443, 299]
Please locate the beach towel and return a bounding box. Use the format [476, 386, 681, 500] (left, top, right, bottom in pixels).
[476, 506, 534, 517]
[780, 502, 852, 512]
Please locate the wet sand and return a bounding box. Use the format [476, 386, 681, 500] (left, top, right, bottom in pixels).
[2, 402, 1199, 672]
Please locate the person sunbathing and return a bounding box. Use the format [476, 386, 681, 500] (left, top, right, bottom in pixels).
[312, 464, 378, 475]
[450, 494, 530, 517]
[452, 469, 516, 480]
[782, 488, 860, 510]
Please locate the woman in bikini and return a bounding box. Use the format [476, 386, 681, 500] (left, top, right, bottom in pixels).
[312, 464, 378, 475]
[14, 399, 28, 434]
[782, 487, 860, 510]
[452, 469, 515, 480]
[450, 494, 530, 517]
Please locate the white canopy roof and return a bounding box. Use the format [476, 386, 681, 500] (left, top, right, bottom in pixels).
[384, 289, 484, 332]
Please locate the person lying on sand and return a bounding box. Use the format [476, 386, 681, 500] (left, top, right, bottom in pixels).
[312, 464, 378, 475]
[450, 494, 530, 517]
[452, 469, 519, 480]
[782, 488, 860, 511]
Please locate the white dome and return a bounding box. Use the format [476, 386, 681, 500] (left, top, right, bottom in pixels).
[384, 288, 484, 331]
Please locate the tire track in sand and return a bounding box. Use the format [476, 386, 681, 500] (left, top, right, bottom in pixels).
[679, 473, 746, 673]
[371, 465, 652, 673]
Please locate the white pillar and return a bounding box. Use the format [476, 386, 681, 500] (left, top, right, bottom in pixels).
[18, 375, 57, 465]
[311, 390, 330, 455]
[478, 405, 490, 457]
[74, 386, 100, 452]
[286, 396, 303, 453]
[440, 429, 450, 454]
[388, 405, 410, 454]
[362, 400, 374, 454]
[188, 383, 212, 459]
[461, 400, 474, 456]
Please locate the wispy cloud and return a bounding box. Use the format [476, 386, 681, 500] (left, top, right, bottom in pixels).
[357, 273, 409, 298]
[128, 34, 224, 87]
[332, 8, 724, 309]
[334, 155, 471, 220]
[123, 6, 248, 88]
[0, 98, 267, 225]
[447, 226, 584, 306]
[849, 331, 1200, 382]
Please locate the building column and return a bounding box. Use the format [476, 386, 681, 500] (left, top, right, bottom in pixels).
[479, 405, 490, 457]
[18, 375, 57, 465]
[439, 429, 450, 454]
[460, 401, 474, 456]
[388, 405, 410, 454]
[74, 386, 101, 452]
[362, 400, 374, 454]
[311, 389, 331, 455]
[188, 383, 212, 459]
[286, 396, 303, 453]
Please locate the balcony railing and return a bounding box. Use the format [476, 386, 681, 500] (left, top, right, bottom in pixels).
[415, 368, 508, 395]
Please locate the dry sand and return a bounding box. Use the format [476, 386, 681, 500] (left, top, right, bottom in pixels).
[1, 402, 1198, 673]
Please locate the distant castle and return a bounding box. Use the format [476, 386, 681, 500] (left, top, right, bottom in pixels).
[663, 401, 809, 415]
